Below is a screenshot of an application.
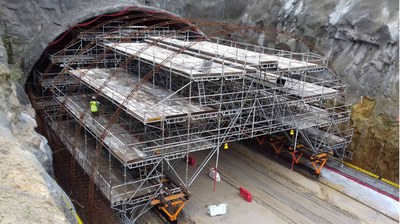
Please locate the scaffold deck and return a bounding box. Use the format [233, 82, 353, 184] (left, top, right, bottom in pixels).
[68, 68, 215, 122]
[50, 119, 156, 205]
[304, 127, 348, 147]
[148, 37, 323, 70]
[103, 42, 246, 77]
[57, 94, 216, 164]
[260, 72, 338, 98]
[57, 95, 145, 163]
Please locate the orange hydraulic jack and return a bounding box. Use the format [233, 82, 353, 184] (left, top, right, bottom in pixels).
[310, 153, 328, 174]
[269, 136, 286, 154]
[151, 193, 187, 222]
[288, 144, 304, 164]
[255, 135, 268, 145]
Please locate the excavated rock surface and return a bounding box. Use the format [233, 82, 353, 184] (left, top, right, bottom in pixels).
[350, 97, 399, 182]
[238, 0, 399, 182]
[0, 64, 77, 224]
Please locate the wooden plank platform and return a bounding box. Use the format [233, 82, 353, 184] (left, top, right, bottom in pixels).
[304, 127, 347, 147]
[259, 72, 338, 98]
[280, 105, 332, 129]
[57, 94, 145, 163]
[58, 94, 216, 162]
[102, 42, 245, 78]
[146, 38, 337, 99]
[53, 120, 157, 205]
[49, 54, 96, 64]
[68, 68, 215, 122]
[148, 37, 322, 70]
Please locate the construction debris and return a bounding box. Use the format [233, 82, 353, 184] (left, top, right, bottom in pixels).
[208, 203, 228, 217]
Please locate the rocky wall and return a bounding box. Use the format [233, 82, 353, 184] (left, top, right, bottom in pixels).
[234, 0, 399, 181]
[0, 64, 77, 223]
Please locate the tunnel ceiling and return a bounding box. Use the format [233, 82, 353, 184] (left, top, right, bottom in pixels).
[30, 6, 198, 78]
[17, 4, 195, 82]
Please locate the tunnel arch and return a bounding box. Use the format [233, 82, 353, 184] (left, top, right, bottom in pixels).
[23, 3, 196, 81]
[24, 5, 202, 222]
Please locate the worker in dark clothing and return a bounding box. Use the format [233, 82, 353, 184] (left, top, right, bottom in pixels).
[90, 96, 99, 123]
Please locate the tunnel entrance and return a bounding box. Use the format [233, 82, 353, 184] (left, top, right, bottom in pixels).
[25, 6, 353, 224]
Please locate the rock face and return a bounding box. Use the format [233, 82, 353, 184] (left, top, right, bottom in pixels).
[0, 64, 77, 223]
[0, 3, 398, 223]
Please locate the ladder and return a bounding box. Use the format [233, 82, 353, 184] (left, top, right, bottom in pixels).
[198, 81, 207, 105]
[139, 166, 147, 180]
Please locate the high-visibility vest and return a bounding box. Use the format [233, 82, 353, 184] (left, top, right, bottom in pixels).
[90, 101, 98, 112]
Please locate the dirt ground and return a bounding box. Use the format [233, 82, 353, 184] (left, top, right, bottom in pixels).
[154, 141, 399, 224]
[350, 97, 399, 183]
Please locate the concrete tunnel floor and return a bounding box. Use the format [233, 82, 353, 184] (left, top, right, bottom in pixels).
[138, 141, 399, 224]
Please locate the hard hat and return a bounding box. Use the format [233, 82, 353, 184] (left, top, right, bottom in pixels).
[224, 143, 228, 150]
[92, 96, 96, 100]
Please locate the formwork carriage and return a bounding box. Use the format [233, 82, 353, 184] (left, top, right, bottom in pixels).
[30, 20, 353, 223]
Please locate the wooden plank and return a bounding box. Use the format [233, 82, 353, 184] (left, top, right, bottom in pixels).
[149, 37, 321, 70]
[280, 104, 332, 129]
[304, 128, 347, 146]
[103, 42, 245, 77]
[58, 94, 145, 163]
[260, 72, 338, 98]
[68, 68, 215, 122]
[56, 120, 154, 204]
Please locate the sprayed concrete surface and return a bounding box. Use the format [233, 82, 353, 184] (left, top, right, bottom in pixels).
[172, 141, 398, 224]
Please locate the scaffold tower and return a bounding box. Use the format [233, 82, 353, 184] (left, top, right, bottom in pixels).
[29, 14, 353, 223]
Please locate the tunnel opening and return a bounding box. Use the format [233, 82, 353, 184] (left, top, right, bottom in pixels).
[26, 7, 200, 223]
[25, 5, 353, 224]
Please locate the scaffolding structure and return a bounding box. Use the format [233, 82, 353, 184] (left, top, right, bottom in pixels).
[30, 19, 353, 223]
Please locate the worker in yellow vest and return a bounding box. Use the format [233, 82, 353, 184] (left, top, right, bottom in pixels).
[90, 96, 99, 122]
